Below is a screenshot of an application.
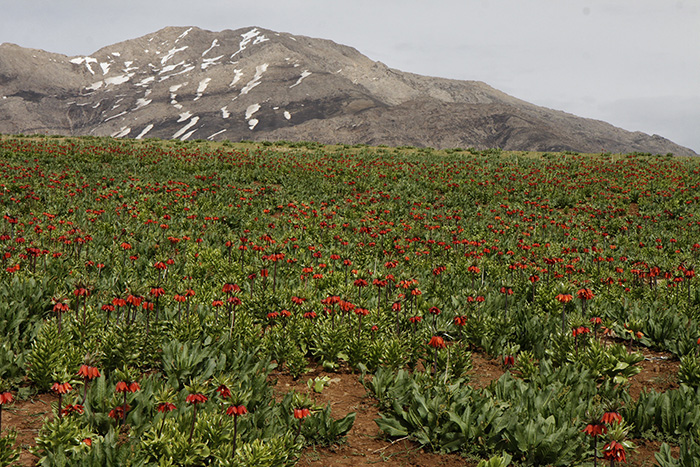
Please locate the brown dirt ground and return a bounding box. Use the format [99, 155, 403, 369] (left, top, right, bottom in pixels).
[2, 349, 682, 466]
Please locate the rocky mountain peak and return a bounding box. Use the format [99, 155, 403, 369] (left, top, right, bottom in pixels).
[0, 26, 695, 156]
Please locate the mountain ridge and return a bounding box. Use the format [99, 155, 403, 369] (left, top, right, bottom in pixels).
[0, 26, 695, 156]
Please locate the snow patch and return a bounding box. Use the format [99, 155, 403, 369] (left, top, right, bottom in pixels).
[104, 111, 127, 122]
[169, 83, 186, 93]
[179, 129, 198, 141]
[202, 39, 220, 57]
[201, 55, 223, 70]
[173, 116, 199, 139]
[229, 69, 244, 87]
[100, 62, 110, 75]
[245, 103, 261, 120]
[176, 27, 193, 42]
[248, 119, 259, 130]
[290, 70, 311, 88]
[161, 46, 188, 65]
[111, 52, 121, 57]
[231, 28, 267, 59]
[135, 124, 154, 139]
[122, 61, 138, 73]
[221, 107, 230, 119]
[136, 76, 155, 87]
[104, 74, 133, 86]
[70, 56, 98, 74]
[208, 129, 227, 140]
[178, 111, 192, 122]
[194, 77, 211, 101]
[86, 81, 103, 91]
[284, 111, 291, 120]
[159, 65, 195, 81]
[240, 63, 268, 95]
[112, 127, 131, 138]
[160, 61, 185, 74]
[134, 98, 152, 110]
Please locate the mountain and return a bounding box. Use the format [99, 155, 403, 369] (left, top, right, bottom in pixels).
[0, 26, 695, 156]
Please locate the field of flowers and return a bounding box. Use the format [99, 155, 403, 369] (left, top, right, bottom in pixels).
[0, 135, 699, 466]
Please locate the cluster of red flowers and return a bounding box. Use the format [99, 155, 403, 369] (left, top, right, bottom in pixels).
[157, 402, 177, 413]
[116, 381, 141, 393]
[225, 405, 248, 416]
[186, 393, 208, 404]
[428, 336, 446, 349]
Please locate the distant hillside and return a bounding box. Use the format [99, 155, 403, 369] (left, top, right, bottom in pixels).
[0, 26, 695, 156]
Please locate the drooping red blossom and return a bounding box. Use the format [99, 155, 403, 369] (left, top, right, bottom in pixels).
[225, 405, 248, 416]
[582, 423, 607, 437]
[0, 392, 13, 404]
[601, 411, 622, 425]
[51, 382, 73, 394]
[77, 365, 100, 380]
[428, 335, 446, 349]
[602, 440, 627, 463]
[186, 393, 208, 404]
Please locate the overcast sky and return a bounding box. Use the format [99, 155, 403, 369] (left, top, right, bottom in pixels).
[3, 0, 699, 153]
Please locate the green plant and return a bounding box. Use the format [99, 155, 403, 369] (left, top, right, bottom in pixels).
[477, 453, 512, 467]
[0, 430, 20, 467]
[307, 376, 331, 394]
[678, 354, 700, 387]
[655, 436, 700, 466]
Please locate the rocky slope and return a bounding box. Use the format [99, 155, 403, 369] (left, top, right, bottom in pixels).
[0, 26, 695, 156]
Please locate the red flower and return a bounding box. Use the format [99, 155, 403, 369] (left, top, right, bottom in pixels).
[603, 440, 627, 463]
[503, 355, 515, 367]
[428, 306, 441, 315]
[582, 423, 607, 437]
[115, 381, 140, 393]
[77, 365, 100, 380]
[216, 385, 231, 399]
[556, 293, 573, 303]
[428, 336, 446, 349]
[0, 392, 13, 404]
[354, 308, 369, 317]
[225, 405, 248, 416]
[293, 408, 311, 419]
[453, 316, 467, 326]
[51, 382, 73, 394]
[108, 404, 130, 420]
[601, 411, 622, 425]
[82, 438, 92, 446]
[409, 316, 422, 324]
[186, 393, 208, 404]
[157, 402, 177, 413]
[222, 283, 240, 294]
[577, 288, 595, 301]
[61, 404, 84, 416]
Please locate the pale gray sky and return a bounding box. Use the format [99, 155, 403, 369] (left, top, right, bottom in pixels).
[3, 0, 699, 152]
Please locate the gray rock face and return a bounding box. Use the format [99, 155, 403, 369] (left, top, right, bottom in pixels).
[0, 26, 695, 156]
